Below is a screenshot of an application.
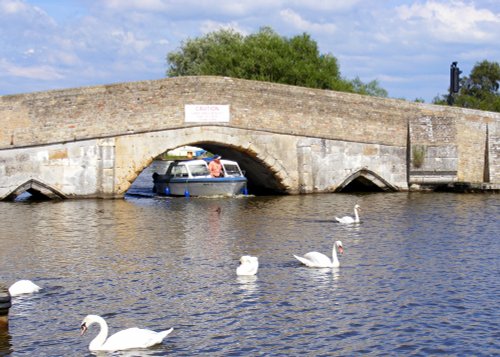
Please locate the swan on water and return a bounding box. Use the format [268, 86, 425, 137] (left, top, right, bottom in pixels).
[80, 314, 173, 352]
[236, 255, 259, 276]
[335, 204, 361, 224]
[294, 240, 344, 268]
[8, 280, 41, 297]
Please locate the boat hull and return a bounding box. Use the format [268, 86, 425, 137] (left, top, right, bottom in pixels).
[154, 177, 247, 197]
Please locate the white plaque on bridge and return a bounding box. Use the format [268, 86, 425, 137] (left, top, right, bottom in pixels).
[184, 105, 230, 123]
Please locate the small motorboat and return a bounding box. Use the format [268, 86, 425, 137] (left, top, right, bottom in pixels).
[152, 158, 248, 197]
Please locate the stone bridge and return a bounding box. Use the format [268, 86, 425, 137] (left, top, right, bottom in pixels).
[0, 76, 499, 200]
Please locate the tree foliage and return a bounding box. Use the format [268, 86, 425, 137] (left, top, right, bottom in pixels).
[351, 76, 388, 97]
[167, 27, 386, 96]
[433, 60, 500, 112]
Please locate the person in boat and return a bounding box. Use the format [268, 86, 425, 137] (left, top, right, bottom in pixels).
[208, 155, 224, 177]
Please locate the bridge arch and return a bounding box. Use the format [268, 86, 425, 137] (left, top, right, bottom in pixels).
[5, 179, 67, 201]
[334, 168, 398, 192]
[120, 126, 295, 196]
[181, 142, 288, 195]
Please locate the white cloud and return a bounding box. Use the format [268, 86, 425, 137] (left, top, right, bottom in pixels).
[199, 20, 248, 35]
[377, 74, 414, 83]
[396, 1, 500, 43]
[102, 0, 167, 11]
[0, 58, 64, 80]
[286, 0, 365, 12]
[23, 48, 35, 56]
[215, 1, 273, 16]
[0, 0, 29, 14]
[0, 0, 55, 27]
[111, 30, 152, 53]
[46, 49, 81, 67]
[280, 9, 336, 34]
[100, 0, 280, 16]
[460, 47, 500, 61]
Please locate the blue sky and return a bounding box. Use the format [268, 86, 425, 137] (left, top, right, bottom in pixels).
[1, 0, 499, 102]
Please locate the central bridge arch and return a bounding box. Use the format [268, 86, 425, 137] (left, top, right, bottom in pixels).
[113, 126, 300, 198]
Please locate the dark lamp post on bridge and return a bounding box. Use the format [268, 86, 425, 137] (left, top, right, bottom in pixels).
[447, 61, 461, 105]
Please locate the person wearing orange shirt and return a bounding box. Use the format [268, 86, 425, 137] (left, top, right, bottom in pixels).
[208, 155, 223, 177]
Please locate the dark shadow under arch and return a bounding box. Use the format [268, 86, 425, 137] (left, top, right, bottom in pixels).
[185, 142, 289, 195]
[4, 179, 67, 201]
[335, 169, 397, 193]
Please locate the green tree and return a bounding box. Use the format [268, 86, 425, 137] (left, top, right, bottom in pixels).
[433, 60, 500, 112]
[166, 29, 245, 77]
[351, 76, 388, 97]
[166, 27, 385, 96]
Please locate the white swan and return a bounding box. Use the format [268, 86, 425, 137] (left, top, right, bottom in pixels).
[335, 204, 361, 224]
[236, 255, 259, 276]
[294, 240, 344, 268]
[80, 314, 173, 352]
[9, 280, 41, 297]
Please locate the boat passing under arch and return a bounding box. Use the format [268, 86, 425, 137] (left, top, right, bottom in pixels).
[152, 158, 248, 197]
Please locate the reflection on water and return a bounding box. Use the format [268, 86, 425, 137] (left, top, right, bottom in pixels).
[236, 275, 259, 300]
[0, 329, 13, 356]
[0, 192, 499, 356]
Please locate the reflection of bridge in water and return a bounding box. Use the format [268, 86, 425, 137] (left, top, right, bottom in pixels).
[1, 76, 499, 200]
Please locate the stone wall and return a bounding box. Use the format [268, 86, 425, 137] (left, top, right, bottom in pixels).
[0, 139, 114, 199]
[1, 76, 499, 195]
[0, 126, 409, 199]
[1, 76, 410, 149]
[408, 105, 499, 186]
[490, 121, 500, 183]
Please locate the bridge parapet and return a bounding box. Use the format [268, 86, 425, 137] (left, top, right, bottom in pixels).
[1, 76, 413, 149]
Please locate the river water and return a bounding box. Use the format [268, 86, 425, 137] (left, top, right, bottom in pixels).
[0, 167, 499, 356]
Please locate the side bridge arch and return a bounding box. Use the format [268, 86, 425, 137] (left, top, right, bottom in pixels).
[4, 179, 67, 201]
[335, 168, 398, 192]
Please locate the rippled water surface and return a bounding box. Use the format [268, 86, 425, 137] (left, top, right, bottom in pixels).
[0, 184, 499, 356]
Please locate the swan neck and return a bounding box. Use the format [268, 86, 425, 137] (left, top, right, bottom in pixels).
[89, 316, 108, 350]
[354, 207, 360, 222]
[331, 244, 339, 265]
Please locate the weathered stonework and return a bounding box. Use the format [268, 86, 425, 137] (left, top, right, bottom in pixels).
[0, 76, 498, 199]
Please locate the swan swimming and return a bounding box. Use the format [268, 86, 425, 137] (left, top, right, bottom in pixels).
[80, 314, 173, 352]
[8, 280, 41, 297]
[335, 204, 361, 224]
[236, 255, 259, 276]
[294, 240, 344, 268]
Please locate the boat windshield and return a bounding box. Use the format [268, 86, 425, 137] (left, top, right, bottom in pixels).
[189, 163, 210, 177]
[172, 165, 189, 178]
[224, 163, 243, 177]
